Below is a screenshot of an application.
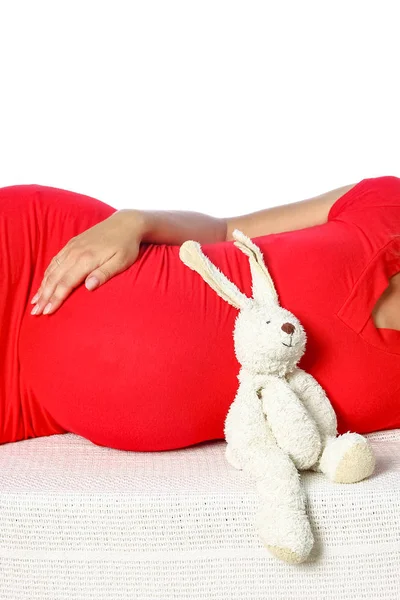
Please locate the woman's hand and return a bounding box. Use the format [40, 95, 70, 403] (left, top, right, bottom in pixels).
[30, 209, 146, 316]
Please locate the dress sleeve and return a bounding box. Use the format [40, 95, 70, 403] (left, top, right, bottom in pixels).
[329, 175, 400, 353]
[328, 175, 400, 224]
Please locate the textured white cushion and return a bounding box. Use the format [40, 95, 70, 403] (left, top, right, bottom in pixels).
[0, 429, 399, 599]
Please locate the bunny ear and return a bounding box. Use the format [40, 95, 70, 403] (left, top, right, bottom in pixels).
[232, 229, 279, 307]
[179, 240, 251, 310]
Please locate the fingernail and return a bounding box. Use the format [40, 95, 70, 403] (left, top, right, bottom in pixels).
[86, 276, 99, 291]
[31, 304, 39, 315]
[31, 293, 39, 304]
[43, 303, 52, 315]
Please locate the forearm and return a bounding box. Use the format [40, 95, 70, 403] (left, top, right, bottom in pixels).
[124, 208, 228, 245]
[119, 180, 353, 247]
[129, 202, 315, 247]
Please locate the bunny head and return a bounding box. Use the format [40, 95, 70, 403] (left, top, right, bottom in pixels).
[179, 229, 307, 377]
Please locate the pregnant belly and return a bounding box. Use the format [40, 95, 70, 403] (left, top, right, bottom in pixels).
[18, 242, 241, 451]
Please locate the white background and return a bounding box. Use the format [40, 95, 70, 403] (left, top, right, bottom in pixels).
[1, 1, 399, 216]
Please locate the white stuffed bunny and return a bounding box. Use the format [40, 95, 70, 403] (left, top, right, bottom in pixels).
[179, 228, 376, 564]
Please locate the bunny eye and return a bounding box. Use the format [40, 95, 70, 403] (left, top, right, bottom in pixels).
[266, 320, 271, 324]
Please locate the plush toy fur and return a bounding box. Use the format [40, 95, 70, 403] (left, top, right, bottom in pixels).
[179, 229, 376, 564]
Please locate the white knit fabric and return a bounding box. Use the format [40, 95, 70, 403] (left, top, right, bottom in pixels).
[0, 429, 399, 599]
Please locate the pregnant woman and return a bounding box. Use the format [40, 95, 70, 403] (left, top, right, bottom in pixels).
[1, 176, 400, 450]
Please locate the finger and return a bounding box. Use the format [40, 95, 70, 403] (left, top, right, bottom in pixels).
[31, 259, 64, 304]
[34, 250, 127, 316]
[43, 252, 67, 280]
[30, 246, 71, 304]
[84, 252, 129, 291]
[32, 251, 98, 315]
[31, 252, 71, 307]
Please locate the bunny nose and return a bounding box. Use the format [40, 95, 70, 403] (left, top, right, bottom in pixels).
[281, 322, 295, 335]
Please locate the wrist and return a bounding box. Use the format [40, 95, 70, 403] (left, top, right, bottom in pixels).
[116, 208, 150, 240]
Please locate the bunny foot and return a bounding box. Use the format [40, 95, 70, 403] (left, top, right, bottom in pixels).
[264, 544, 305, 564]
[256, 504, 314, 564]
[333, 440, 376, 484]
[317, 433, 376, 484]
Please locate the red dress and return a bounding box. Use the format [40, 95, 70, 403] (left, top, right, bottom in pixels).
[1, 176, 399, 451]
